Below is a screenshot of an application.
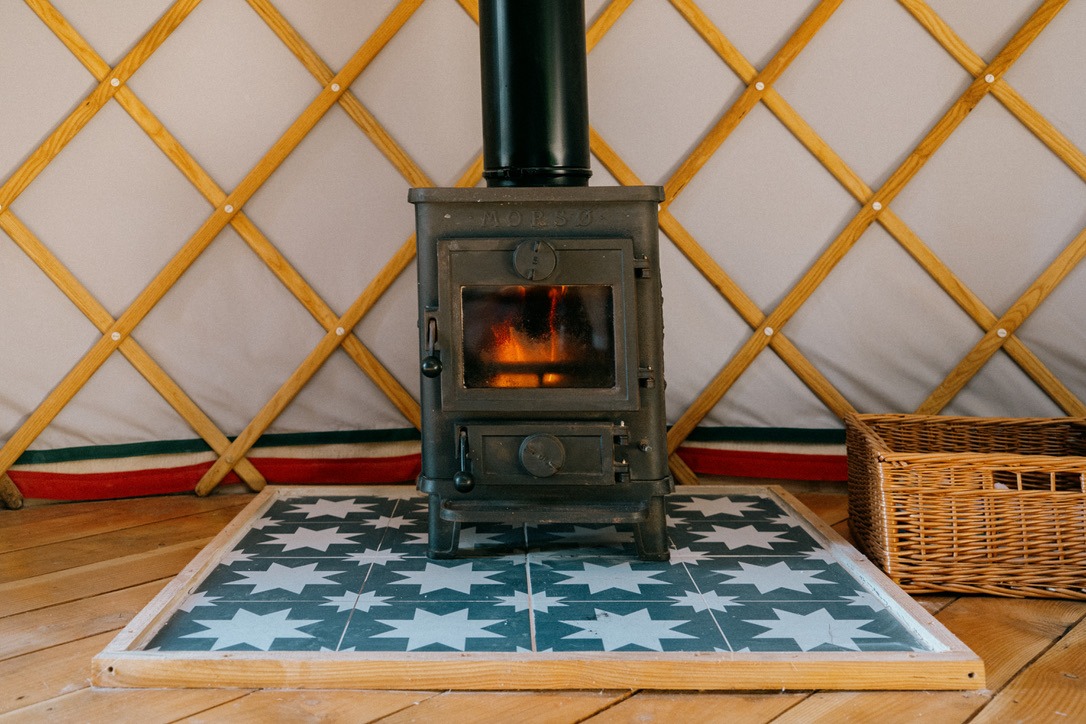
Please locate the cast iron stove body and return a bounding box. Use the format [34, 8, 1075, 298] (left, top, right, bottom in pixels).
[411, 0, 672, 560]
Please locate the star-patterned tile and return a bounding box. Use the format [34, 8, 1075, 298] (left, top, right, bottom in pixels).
[98, 485, 985, 691]
[142, 486, 943, 657]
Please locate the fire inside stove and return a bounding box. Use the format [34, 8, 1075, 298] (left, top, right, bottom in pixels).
[462, 284, 615, 389]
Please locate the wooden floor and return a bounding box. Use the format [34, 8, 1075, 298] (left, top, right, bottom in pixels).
[2, 483, 1084, 723]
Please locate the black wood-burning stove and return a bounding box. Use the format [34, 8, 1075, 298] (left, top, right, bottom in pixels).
[410, 0, 672, 560]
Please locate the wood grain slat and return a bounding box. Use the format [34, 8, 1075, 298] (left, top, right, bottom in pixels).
[973, 613, 1086, 723]
[0, 493, 238, 551]
[371, 690, 631, 724]
[0, 537, 211, 618]
[6, 688, 251, 724]
[0, 504, 246, 583]
[586, 691, 806, 723]
[177, 690, 436, 723]
[0, 492, 244, 533]
[0, 631, 116, 714]
[0, 579, 169, 661]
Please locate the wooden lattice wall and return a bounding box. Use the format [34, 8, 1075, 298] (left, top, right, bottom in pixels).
[2, 0, 1084, 503]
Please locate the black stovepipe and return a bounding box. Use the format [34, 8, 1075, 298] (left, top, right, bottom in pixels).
[479, 0, 591, 187]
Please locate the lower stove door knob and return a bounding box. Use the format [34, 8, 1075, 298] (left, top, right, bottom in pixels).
[453, 470, 475, 492]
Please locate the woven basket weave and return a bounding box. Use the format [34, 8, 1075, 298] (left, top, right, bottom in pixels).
[845, 412, 1086, 599]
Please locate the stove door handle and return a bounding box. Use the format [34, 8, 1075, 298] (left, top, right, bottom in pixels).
[421, 317, 442, 378]
[453, 428, 475, 493]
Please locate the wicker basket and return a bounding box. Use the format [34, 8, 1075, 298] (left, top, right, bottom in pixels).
[845, 412, 1086, 599]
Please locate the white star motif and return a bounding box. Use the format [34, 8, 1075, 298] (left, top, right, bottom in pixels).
[715, 561, 836, 594]
[225, 562, 346, 595]
[691, 525, 793, 550]
[181, 608, 319, 651]
[389, 562, 504, 594]
[178, 591, 220, 612]
[745, 608, 888, 651]
[667, 547, 714, 565]
[495, 589, 566, 613]
[321, 592, 360, 613]
[554, 562, 669, 595]
[322, 590, 393, 613]
[669, 590, 742, 612]
[355, 591, 395, 612]
[259, 526, 361, 552]
[372, 515, 414, 529]
[220, 550, 255, 566]
[249, 516, 278, 530]
[768, 512, 797, 526]
[343, 548, 408, 566]
[842, 590, 887, 612]
[671, 497, 759, 519]
[373, 608, 505, 651]
[804, 548, 839, 565]
[562, 608, 695, 651]
[286, 498, 375, 519]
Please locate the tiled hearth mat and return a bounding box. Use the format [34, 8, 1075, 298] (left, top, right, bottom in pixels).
[94, 486, 982, 690]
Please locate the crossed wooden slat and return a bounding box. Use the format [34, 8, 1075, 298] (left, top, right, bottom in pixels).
[2, 0, 1083, 502]
[0, 0, 431, 495]
[651, 0, 1079, 482]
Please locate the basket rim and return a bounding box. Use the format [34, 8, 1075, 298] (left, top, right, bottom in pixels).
[845, 412, 1086, 467]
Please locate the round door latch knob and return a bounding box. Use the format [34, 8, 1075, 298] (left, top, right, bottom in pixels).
[453, 470, 475, 493]
[420, 356, 442, 377]
[519, 433, 566, 478]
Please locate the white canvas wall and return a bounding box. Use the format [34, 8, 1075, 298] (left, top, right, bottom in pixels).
[2, 0, 1084, 466]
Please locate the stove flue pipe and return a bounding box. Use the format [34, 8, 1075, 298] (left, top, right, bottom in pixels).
[479, 0, 592, 187]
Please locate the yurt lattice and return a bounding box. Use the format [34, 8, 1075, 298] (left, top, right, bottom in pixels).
[2, 0, 1084, 503]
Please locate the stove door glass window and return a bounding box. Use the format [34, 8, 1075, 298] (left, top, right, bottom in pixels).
[462, 285, 615, 388]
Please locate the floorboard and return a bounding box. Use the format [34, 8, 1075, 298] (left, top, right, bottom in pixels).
[1, 485, 1084, 722]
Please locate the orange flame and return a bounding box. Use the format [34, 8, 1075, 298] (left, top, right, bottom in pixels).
[483, 287, 572, 387]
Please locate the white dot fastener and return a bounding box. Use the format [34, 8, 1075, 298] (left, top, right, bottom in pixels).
[754, 81, 765, 91]
[335, 326, 346, 336]
[110, 78, 120, 87]
[224, 204, 234, 213]
[984, 73, 996, 83]
[331, 83, 341, 92]
[110, 331, 121, 341]
[996, 328, 1008, 338]
[872, 201, 883, 211]
[763, 326, 774, 336]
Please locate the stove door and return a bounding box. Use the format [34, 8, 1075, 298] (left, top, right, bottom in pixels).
[434, 237, 639, 412]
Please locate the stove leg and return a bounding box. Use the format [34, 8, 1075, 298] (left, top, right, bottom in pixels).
[634, 495, 669, 561]
[427, 495, 461, 559]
